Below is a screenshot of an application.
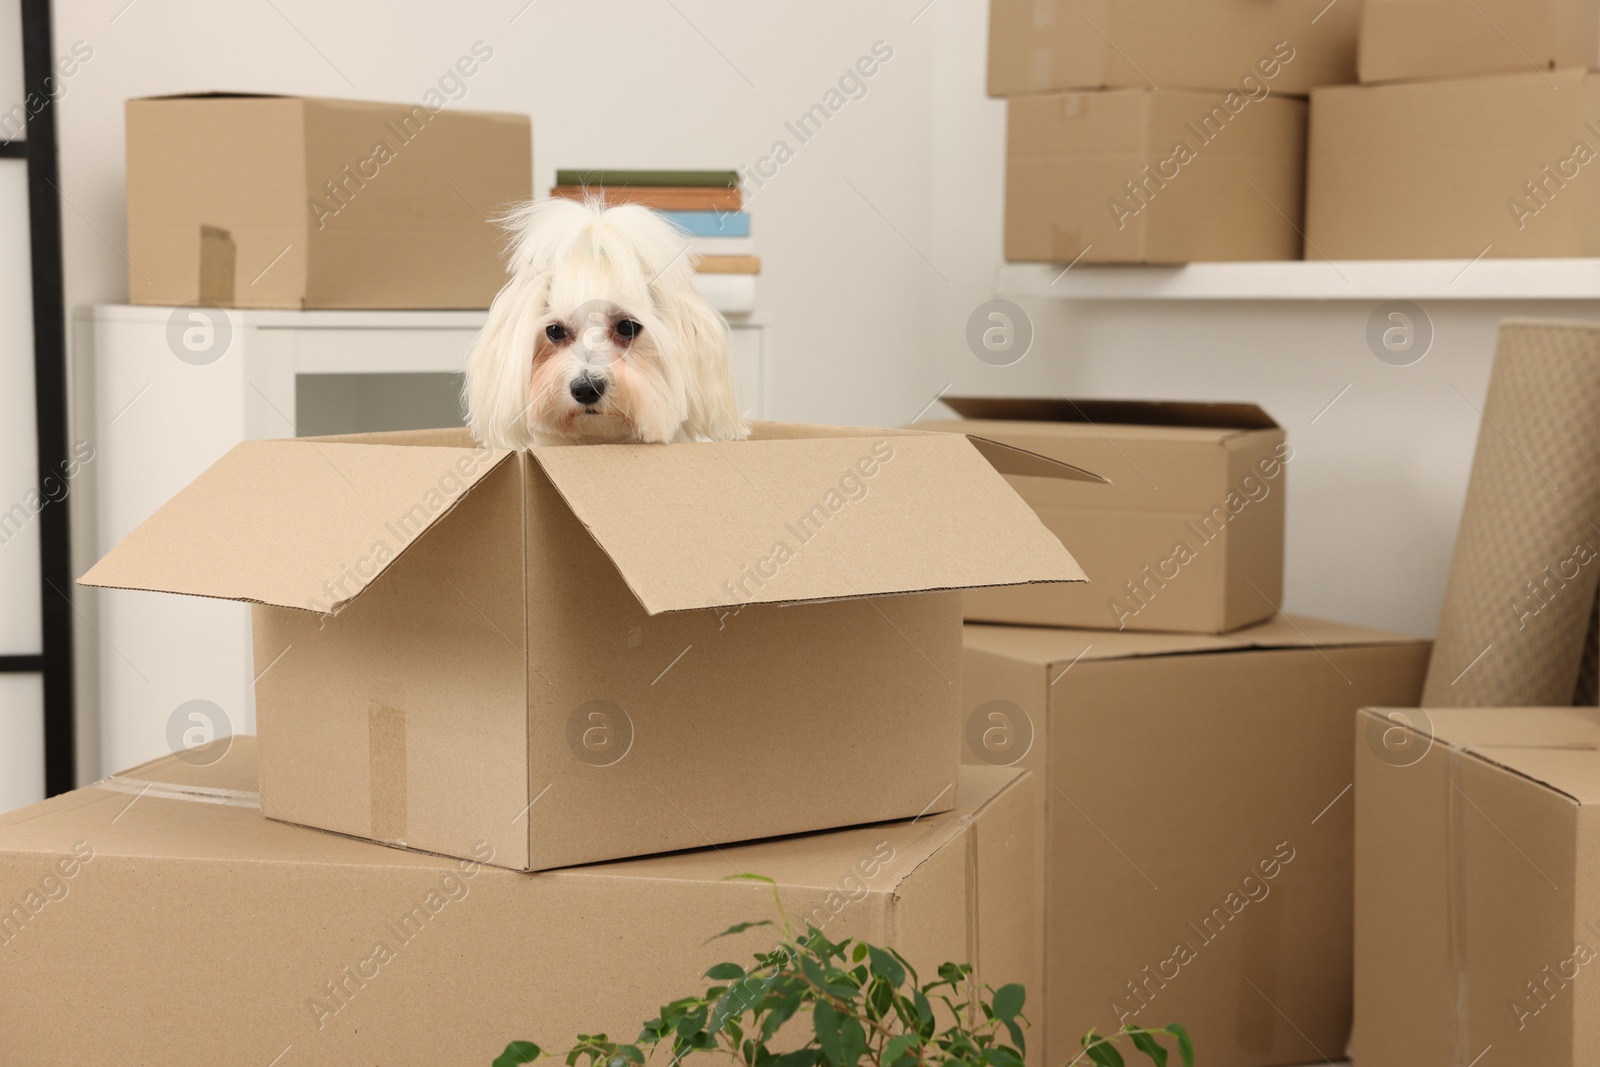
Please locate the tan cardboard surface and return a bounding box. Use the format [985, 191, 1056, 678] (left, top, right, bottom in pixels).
[80, 439, 514, 612]
[920, 400, 1287, 632]
[1423, 322, 1600, 706]
[1352, 706, 1600, 1067]
[126, 94, 530, 308]
[81, 422, 1080, 870]
[965, 618, 1431, 1067]
[0, 742, 1040, 1067]
[1359, 0, 1600, 84]
[1306, 72, 1600, 258]
[1006, 88, 1307, 264]
[987, 0, 1359, 96]
[535, 432, 1086, 614]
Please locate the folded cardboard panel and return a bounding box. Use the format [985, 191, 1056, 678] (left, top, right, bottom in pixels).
[79, 424, 1091, 871]
[0, 742, 1038, 1067]
[1360, 0, 1599, 84]
[920, 399, 1287, 633]
[126, 93, 532, 308]
[1352, 706, 1600, 1067]
[1006, 89, 1307, 264]
[963, 617, 1431, 1067]
[1306, 72, 1600, 258]
[988, 1, 1358, 96]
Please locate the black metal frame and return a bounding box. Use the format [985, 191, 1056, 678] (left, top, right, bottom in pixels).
[7, 0, 76, 796]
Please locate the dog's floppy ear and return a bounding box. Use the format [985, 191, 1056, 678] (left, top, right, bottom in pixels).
[464, 256, 546, 450]
[659, 285, 751, 442]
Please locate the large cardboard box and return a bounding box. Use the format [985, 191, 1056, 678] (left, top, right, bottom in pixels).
[964, 617, 1431, 1067]
[1306, 71, 1600, 259]
[988, 0, 1359, 97]
[126, 93, 532, 308]
[0, 741, 1039, 1066]
[79, 424, 1091, 871]
[920, 399, 1288, 634]
[1006, 88, 1307, 264]
[1353, 705, 1600, 1067]
[1360, 0, 1598, 84]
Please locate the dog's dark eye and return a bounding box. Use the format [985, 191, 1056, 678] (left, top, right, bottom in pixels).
[615, 319, 643, 341]
[545, 322, 569, 343]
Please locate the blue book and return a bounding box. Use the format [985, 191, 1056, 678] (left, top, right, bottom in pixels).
[661, 210, 751, 237]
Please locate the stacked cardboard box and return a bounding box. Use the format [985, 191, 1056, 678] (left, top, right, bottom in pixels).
[11, 421, 1095, 1059]
[923, 399, 1432, 1065]
[1307, 0, 1600, 258]
[990, 0, 1361, 264]
[126, 93, 533, 309]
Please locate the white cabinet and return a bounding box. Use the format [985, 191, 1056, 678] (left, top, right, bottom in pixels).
[77, 303, 768, 775]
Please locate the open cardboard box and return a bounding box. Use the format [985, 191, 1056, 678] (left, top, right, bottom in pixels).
[919, 398, 1287, 633]
[80, 423, 1095, 871]
[0, 740, 1039, 1066]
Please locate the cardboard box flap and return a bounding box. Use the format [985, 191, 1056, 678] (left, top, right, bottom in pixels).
[532, 432, 1088, 615]
[942, 397, 1281, 433]
[757, 421, 1104, 483]
[1372, 705, 1600, 806]
[78, 439, 514, 613]
[966, 615, 1427, 667]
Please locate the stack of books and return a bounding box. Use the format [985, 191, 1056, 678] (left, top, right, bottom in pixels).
[551, 169, 757, 312]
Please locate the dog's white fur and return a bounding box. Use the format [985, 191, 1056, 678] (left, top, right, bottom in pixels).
[463, 197, 750, 447]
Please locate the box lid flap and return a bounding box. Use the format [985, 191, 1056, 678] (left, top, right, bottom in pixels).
[965, 615, 1428, 668]
[942, 397, 1280, 433]
[532, 430, 1088, 615]
[1376, 705, 1600, 805]
[78, 439, 513, 613]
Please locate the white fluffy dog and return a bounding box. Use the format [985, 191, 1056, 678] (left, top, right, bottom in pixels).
[464, 197, 750, 447]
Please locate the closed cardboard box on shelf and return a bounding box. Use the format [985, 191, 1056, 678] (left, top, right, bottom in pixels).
[126, 93, 532, 309]
[964, 618, 1431, 1067]
[988, 0, 1358, 97]
[1006, 88, 1307, 264]
[1306, 71, 1600, 259]
[1352, 705, 1600, 1067]
[1360, 0, 1599, 84]
[80, 423, 1092, 871]
[919, 398, 1287, 634]
[0, 741, 1038, 1067]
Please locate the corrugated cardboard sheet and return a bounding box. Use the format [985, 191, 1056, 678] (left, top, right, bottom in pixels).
[1424, 322, 1600, 707]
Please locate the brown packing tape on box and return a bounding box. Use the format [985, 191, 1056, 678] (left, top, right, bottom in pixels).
[1423, 321, 1600, 707]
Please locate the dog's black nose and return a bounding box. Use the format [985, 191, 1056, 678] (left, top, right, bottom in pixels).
[570, 377, 606, 406]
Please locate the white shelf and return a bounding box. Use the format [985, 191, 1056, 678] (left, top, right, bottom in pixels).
[996, 258, 1600, 301]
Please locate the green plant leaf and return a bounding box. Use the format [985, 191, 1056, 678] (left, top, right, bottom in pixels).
[1082, 1035, 1126, 1067]
[1164, 1024, 1194, 1067]
[1126, 1029, 1167, 1067]
[866, 945, 907, 988]
[494, 1041, 542, 1067]
[760, 993, 803, 1044]
[882, 1034, 918, 1067]
[839, 1015, 867, 1067]
[913, 989, 934, 1037]
[991, 983, 1025, 1022]
[706, 963, 746, 981]
[813, 1002, 845, 1067]
[770, 1050, 820, 1067]
[1002, 1018, 1027, 1056]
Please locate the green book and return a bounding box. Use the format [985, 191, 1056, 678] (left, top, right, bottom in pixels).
[555, 169, 740, 189]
